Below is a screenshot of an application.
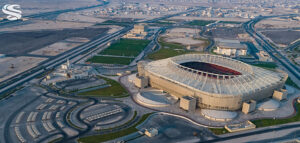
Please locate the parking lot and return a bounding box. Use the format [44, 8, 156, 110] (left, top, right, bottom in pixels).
[0, 85, 84, 143]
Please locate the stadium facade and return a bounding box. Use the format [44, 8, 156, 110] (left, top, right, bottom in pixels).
[137, 54, 288, 111]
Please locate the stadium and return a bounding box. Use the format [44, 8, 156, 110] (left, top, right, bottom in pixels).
[137, 54, 288, 111]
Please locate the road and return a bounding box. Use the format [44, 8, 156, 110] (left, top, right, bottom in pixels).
[143, 7, 204, 24]
[284, 40, 300, 52]
[201, 27, 215, 52]
[208, 121, 300, 142]
[243, 15, 300, 81]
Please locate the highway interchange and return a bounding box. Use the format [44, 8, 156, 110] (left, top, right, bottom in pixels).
[243, 15, 300, 81]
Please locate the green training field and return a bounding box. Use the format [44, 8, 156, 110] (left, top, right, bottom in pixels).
[147, 37, 203, 60]
[251, 63, 278, 69]
[209, 128, 229, 135]
[188, 20, 216, 26]
[100, 39, 151, 57]
[219, 21, 243, 24]
[286, 77, 300, 89]
[87, 56, 134, 65]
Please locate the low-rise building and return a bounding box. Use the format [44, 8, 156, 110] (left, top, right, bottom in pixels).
[225, 121, 256, 132]
[124, 24, 148, 39]
[242, 100, 256, 114]
[134, 76, 149, 88]
[214, 39, 247, 57]
[214, 42, 247, 57]
[43, 60, 92, 85]
[273, 89, 288, 101]
[180, 96, 196, 112]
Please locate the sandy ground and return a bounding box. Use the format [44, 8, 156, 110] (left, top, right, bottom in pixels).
[170, 16, 249, 22]
[168, 28, 199, 34]
[0, 56, 47, 82]
[256, 18, 300, 29]
[94, 25, 123, 34]
[0, 20, 94, 32]
[0, 27, 108, 56]
[30, 37, 90, 56]
[260, 30, 300, 46]
[64, 37, 90, 43]
[166, 37, 204, 45]
[56, 12, 106, 23]
[163, 28, 206, 47]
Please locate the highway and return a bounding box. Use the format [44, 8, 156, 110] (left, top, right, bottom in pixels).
[0, 0, 111, 94]
[284, 40, 300, 52]
[208, 121, 300, 142]
[243, 15, 300, 80]
[0, 26, 132, 96]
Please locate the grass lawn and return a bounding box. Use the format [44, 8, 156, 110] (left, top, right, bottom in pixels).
[78, 76, 128, 98]
[210, 46, 218, 55]
[154, 20, 175, 25]
[87, 56, 134, 65]
[219, 21, 243, 24]
[286, 77, 300, 89]
[96, 20, 134, 26]
[188, 20, 215, 26]
[252, 102, 300, 128]
[148, 47, 189, 60]
[209, 128, 229, 135]
[251, 62, 278, 69]
[100, 39, 151, 57]
[48, 137, 63, 143]
[78, 113, 153, 143]
[148, 37, 202, 60]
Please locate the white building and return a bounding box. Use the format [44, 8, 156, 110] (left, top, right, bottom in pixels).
[44, 60, 92, 85]
[214, 40, 247, 57]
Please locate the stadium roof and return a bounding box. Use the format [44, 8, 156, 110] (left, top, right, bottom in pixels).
[144, 54, 286, 96]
